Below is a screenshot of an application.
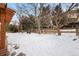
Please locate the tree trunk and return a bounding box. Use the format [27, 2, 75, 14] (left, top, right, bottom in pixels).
[37, 17, 41, 34]
[57, 23, 61, 35]
[19, 23, 23, 32]
[55, 15, 61, 35]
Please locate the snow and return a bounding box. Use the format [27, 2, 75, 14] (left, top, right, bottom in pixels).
[7, 32, 79, 56]
[61, 29, 76, 31]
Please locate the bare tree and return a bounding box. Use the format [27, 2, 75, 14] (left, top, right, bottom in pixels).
[15, 3, 78, 35]
[53, 3, 78, 35]
[16, 4, 28, 32]
[30, 3, 41, 33]
[53, 3, 62, 35]
[16, 3, 42, 33]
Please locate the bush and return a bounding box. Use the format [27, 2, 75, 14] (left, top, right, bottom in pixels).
[9, 24, 18, 32]
[9, 24, 15, 32]
[20, 15, 37, 32]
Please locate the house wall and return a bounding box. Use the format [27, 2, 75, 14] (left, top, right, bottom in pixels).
[67, 13, 77, 18]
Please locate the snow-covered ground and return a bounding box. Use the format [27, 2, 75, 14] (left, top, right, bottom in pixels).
[7, 32, 79, 56]
[61, 29, 76, 31]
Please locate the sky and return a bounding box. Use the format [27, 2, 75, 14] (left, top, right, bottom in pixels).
[7, 3, 19, 24]
[7, 3, 72, 24]
[8, 3, 16, 10]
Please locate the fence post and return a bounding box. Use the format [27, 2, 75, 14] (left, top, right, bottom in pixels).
[0, 10, 6, 49]
[76, 25, 78, 36]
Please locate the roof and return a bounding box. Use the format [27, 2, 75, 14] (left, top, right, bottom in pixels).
[5, 8, 15, 23]
[0, 3, 15, 23]
[67, 10, 77, 14]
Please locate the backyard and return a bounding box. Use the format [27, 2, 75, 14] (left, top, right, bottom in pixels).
[7, 29, 79, 56]
[1, 3, 79, 56]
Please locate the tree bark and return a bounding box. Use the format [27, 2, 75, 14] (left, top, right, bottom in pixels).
[55, 13, 61, 35]
[36, 17, 41, 34]
[57, 23, 61, 35]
